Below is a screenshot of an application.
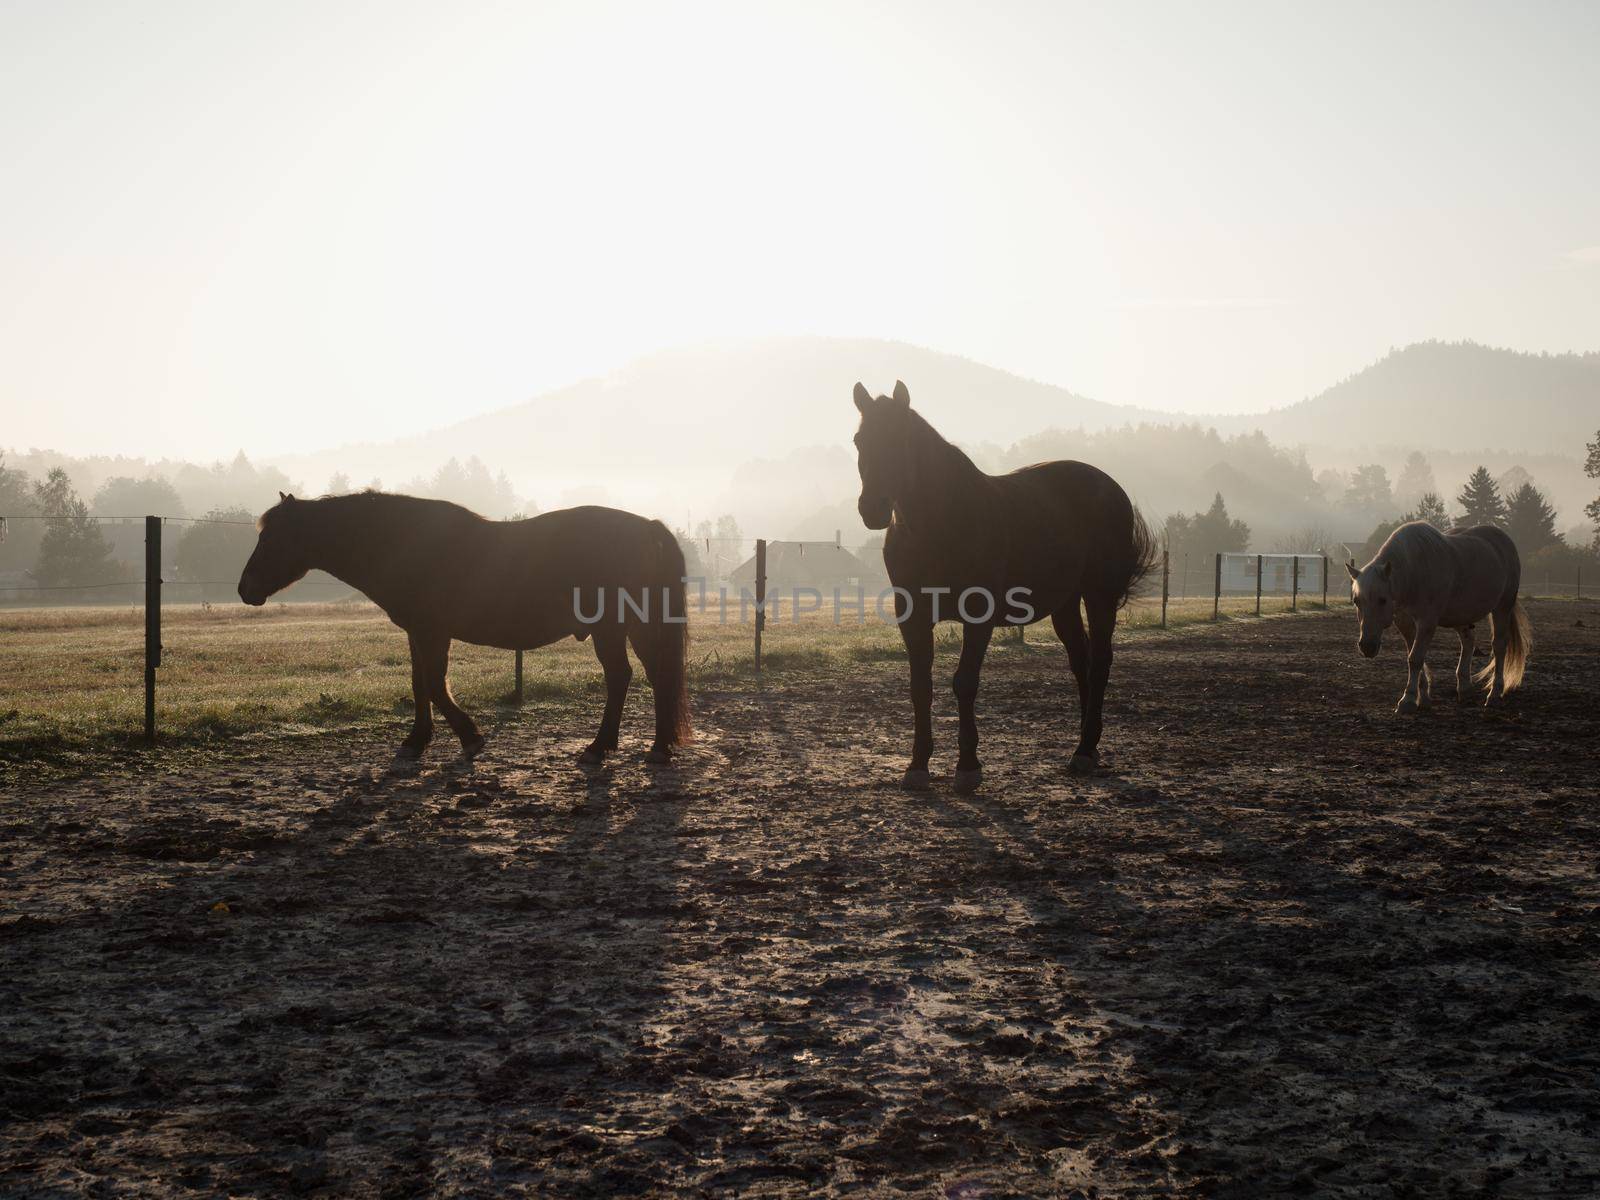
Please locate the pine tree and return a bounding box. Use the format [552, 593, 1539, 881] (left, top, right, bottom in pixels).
[1166, 493, 1250, 560]
[1504, 482, 1559, 555]
[1343, 464, 1393, 513]
[32, 468, 118, 588]
[1455, 466, 1507, 527]
[1586, 429, 1600, 549]
[1407, 492, 1450, 530]
[1395, 451, 1436, 508]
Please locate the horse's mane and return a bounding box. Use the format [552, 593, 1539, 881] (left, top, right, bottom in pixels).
[1374, 521, 1455, 602]
[259, 490, 487, 532]
[902, 408, 984, 482]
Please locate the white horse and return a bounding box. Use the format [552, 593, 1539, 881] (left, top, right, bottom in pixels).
[1346, 521, 1530, 712]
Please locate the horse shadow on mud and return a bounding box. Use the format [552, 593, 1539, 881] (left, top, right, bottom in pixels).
[923, 757, 1599, 1198]
[0, 755, 698, 1196]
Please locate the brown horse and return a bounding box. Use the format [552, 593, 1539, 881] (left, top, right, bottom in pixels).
[853, 381, 1154, 792]
[239, 492, 690, 764]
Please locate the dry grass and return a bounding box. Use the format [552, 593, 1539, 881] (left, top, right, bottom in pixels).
[0, 591, 1340, 775]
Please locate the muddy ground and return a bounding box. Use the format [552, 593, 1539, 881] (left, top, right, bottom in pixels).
[3, 601, 1598, 1198]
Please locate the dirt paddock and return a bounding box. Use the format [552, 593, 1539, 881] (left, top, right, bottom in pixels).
[3, 601, 1598, 1197]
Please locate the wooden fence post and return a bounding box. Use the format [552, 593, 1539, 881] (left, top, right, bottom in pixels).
[1292, 555, 1300, 612]
[1322, 555, 1329, 608]
[1213, 553, 1221, 621]
[514, 649, 524, 705]
[144, 515, 161, 744]
[754, 538, 767, 674]
[1577, 563, 1582, 599]
[1160, 549, 1169, 629]
[1255, 554, 1262, 616]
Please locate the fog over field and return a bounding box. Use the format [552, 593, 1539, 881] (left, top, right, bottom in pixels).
[4, 4, 1598, 524]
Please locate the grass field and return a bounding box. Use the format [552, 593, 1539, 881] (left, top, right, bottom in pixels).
[0, 591, 1337, 777]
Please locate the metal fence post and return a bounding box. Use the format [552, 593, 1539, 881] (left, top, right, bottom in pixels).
[514, 649, 524, 705]
[1292, 555, 1300, 612]
[1213, 552, 1221, 621]
[1255, 553, 1262, 616]
[1160, 549, 1169, 629]
[754, 538, 767, 674]
[144, 515, 161, 744]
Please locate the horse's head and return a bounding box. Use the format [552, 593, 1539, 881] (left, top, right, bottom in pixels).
[238, 492, 312, 606]
[1346, 557, 1394, 658]
[851, 380, 914, 530]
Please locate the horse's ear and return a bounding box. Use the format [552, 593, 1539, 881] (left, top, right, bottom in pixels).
[852, 382, 872, 414]
[1379, 560, 1392, 580]
[1345, 560, 1359, 581]
[278, 491, 290, 503]
[890, 380, 911, 408]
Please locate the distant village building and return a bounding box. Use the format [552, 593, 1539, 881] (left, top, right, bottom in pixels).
[729, 542, 870, 593]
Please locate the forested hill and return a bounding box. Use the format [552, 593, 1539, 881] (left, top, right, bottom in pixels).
[1251, 341, 1599, 456]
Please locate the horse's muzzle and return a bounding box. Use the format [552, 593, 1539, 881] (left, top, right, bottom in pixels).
[858, 495, 892, 531]
[238, 575, 266, 606]
[1358, 637, 1380, 659]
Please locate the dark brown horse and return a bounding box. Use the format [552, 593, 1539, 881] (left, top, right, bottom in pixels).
[853, 381, 1154, 791]
[238, 492, 690, 764]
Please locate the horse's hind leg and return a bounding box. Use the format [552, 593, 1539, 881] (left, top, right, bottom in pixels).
[1072, 593, 1119, 774]
[1050, 598, 1094, 773]
[416, 631, 484, 757]
[1454, 625, 1476, 702]
[626, 626, 673, 764]
[1487, 608, 1511, 703]
[951, 621, 993, 793]
[580, 625, 632, 765]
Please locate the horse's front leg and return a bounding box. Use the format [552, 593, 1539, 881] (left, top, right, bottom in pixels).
[415, 630, 485, 757]
[952, 621, 994, 793]
[899, 608, 935, 791]
[396, 630, 434, 759]
[1396, 617, 1436, 714]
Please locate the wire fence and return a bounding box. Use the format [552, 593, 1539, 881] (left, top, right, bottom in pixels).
[2, 515, 1591, 746]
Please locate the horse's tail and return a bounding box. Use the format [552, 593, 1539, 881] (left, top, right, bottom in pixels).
[646, 520, 692, 745]
[1476, 601, 1532, 694]
[1110, 504, 1159, 610]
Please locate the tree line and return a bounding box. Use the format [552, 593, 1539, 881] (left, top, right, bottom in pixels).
[0, 452, 534, 597]
[1157, 434, 1600, 587]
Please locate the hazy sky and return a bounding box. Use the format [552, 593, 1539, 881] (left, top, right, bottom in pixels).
[3, 0, 1597, 460]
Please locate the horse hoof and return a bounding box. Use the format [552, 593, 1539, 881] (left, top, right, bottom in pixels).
[1068, 753, 1097, 777]
[460, 735, 487, 759]
[901, 768, 931, 791]
[577, 746, 605, 766]
[952, 768, 982, 794]
[395, 743, 425, 761]
[1395, 698, 1418, 715]
[645, 746, 672, 765]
